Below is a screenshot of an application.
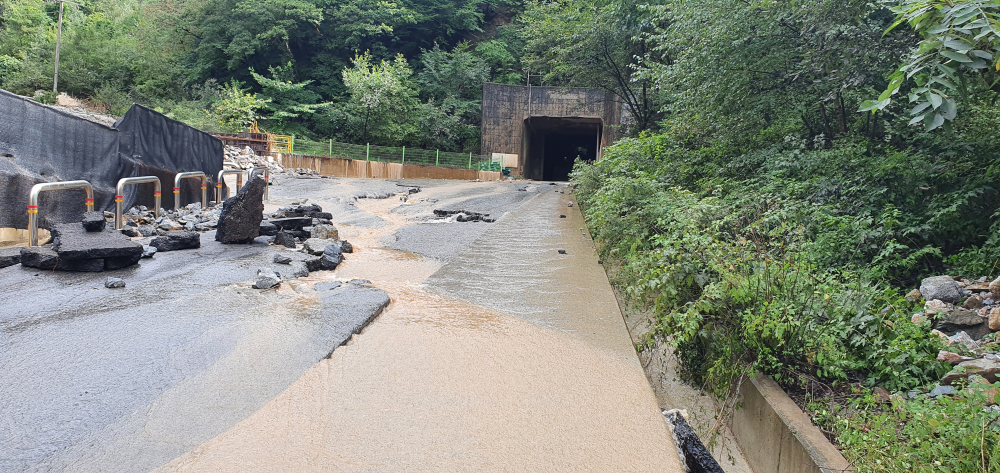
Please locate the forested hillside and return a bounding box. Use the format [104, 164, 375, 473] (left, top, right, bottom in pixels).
[7, 0, 1000, 469]
[0, 0, 526, 151]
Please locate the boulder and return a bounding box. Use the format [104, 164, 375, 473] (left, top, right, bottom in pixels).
[991, 277, 1000, 297]
[934, 309, 991, 339]
[302, 238, 338, 256]
[905, 289, 923, 302]
[259, 221, 279, 237]
[924, 299, 951, 316]
[105, 277, 126, 288]
[0, 247, 21, 269]
[142, 245, 157, 258]
[50, 223, 143, 261]
[253, 267, 281, 289]
[937, 351, 974, 364]
[340, 240, 353, 253]
[964, 295, 985, 310]
[81, 211, 107, 232]
[267, 217, 313, 231]
[942, 358, 1000, 385]
[311, 224, 339, 240]
[273, 231, 297, 248]
[921, 275, 963, 303]
[150, 231, 201, 252]
[991, 307, 1000, 331]
[19, 246, 104, 272]
[273, 253, 292, 264]
[216, 175, 266, 243]
[121, 226, 139, 237]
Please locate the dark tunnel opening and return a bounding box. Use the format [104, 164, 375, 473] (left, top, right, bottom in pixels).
[522, 117, 603, 181]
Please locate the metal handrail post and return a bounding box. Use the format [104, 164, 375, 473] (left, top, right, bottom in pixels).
[215, 169, 246, 202]
[27, 180, 94, 246]
[173, 172, 208, 210]
[249, 166, 270, 201]
[115, 176, 161, 230]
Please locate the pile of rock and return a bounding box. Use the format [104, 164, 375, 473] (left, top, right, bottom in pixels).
[119, 203, 222, 237]
[17, 211, 143, 272]
[255, 202, 354, 289]
[909, 275, 1000, 386]
[224, 145, 283, 175]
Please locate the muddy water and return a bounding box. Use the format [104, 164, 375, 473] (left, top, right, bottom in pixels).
[157, 182, 685, 472]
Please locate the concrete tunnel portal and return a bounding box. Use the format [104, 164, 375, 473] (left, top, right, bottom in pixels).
[522, 117, 603, 182]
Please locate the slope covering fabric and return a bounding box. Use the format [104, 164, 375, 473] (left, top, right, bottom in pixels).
[0, 89, 222, 230]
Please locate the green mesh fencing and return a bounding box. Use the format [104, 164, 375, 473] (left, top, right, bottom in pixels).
[292, 138, 498, 170]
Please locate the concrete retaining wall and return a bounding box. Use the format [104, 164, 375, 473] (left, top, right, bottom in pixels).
[732, 374, 853, 473]
[280, 154, 503, 182]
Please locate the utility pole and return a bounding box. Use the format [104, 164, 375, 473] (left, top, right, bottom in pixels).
[51, 0, 81, 93]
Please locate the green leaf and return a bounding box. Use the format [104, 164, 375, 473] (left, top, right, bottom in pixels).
[942, 38, 973, 51]
[941, 97, 957, 120]
[941, 50, 972, 62]
[909, 114, 926, 125]
[928, 93, 943, 109]
[926, 112, 945, 130]
[971, 49, 993, 60]
[911, 101, 931, 114]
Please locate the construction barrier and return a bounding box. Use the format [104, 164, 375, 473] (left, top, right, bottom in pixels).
[279, 155, 504, 182]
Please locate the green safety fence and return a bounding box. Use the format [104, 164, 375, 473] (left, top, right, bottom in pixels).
[292, 138, 500, 170]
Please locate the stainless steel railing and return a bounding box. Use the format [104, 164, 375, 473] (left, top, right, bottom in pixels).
[28, 180, 94, 246]
[115, 176, 161, 230]
[173, 172, 207, 210]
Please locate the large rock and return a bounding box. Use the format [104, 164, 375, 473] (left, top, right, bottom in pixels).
[105, 253, 143, 270]
[311, 224, 339, 240]
[991, 277, 1000, 297]
[50, 223, 143, 261]
[302, 238, 338, 255]
[942, 358, 1000, 385]
[920, 276, 963, 303]
[259, 221, 278, 237]
[253, 267, 281, 289]
[273, 231, 297, 248]
[935, 309, 991, 340]
[150, 231, 201, 252]
[267, 217, 313, 231]
[990, 307, 1000, 331]
[19, 246, 104, 272]
[0, 247, 21, 269]
[81, 211, 107, 232]
[216, 175, 266, 243]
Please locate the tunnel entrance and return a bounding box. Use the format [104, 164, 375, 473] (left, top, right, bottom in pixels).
[522, 117, 603, 181]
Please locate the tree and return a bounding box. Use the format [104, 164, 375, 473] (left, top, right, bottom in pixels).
[865, 0, 1000, 131]
[519, 0, 661, 132]
[211, 79, 269, 132]
[340, 52, 419, 144]
[250, 61, 329, 133]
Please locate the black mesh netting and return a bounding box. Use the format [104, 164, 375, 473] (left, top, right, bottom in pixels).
[0, 89, 222, 230]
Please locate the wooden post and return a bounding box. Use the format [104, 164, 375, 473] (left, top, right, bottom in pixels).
[366, 143, 370, 161]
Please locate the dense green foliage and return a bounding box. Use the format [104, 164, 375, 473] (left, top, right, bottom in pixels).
[568, 0, 1000, 469]
[0, 0, 662, 152]
[0, 0, 531, 150]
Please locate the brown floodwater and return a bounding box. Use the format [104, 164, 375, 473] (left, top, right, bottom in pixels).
[156, 181, 684, 472]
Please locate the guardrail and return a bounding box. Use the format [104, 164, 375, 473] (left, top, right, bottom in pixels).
[249, 166, 269, 201]
[173, 172, 208, 210]
[28, 180, 94, 246]
[215, 169, 245, 202]
[115, 176, 161, 230]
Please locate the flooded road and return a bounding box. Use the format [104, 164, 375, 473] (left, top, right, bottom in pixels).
[160, 179, 683, 471]
[2, 177, 685, 471]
